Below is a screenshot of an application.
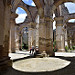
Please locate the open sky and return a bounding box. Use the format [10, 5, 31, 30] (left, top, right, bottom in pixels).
[15, 1, 75, 29]
[65, 2, 75, 23]
[15, 0, 35, 24]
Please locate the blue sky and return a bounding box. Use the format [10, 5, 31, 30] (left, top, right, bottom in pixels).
[22, 0, 35, 6]
[15, 7, 27, 23]
[16, 7, 26, 14]
[65, 2, 75, 23]
[65, 2, 75, 14]
[15, 1, 75, 29]
[16, 0, 35, 14]
[15, 0, 35, 24]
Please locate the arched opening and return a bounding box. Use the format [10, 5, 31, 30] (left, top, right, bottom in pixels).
[66, 19, 75, 51]
[22, 0, 35, 6]
[21, 27, 29, 50]
[64, 2, 75, 14]
[53, 1, 75, 52]
[64, 2, 75, 52]
[15, 7, 27, 24]
[1, 0, 75, 73]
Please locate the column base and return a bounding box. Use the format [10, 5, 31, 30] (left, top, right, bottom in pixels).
[41, 50, 55, 57]
[46, 49, 55, 57]
[57, 49, 65, 52]
[49, 52, 55, 57]
[11, 50, 15, 53]
[0, 57, 12, 71]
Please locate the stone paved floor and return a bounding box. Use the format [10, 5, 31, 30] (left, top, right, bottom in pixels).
[9, 50, 30, 60]
[1, 51, 75, 75]
[13, 57, 70, 72]
[55, 52, 75, 57]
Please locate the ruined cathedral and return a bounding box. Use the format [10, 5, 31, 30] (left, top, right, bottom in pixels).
[0, 0, 75, 72]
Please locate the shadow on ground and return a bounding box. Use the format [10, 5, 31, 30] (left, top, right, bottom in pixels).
[0, 56, 75, 75]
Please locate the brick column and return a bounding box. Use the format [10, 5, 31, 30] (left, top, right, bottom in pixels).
[55, 16, 65, 52]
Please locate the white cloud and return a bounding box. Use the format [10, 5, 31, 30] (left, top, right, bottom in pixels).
[64, 2, 75, 13]
[31, 2, 36, 6]
[15, 13, 27, 24]
[53, 13, 56, 30]
[53, 21, 56, 30]
[53, 13, 55, 18]
[68, 19, 75, 22]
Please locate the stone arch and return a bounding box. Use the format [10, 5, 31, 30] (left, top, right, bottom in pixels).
[18, 23, 30, 33]
[64, 13, 75, 23]
[22, 0, 35, 6]
[17, 1, 38, 22]
[52, 0, 74, 12]
[17, 22, 36, 33]
[17, 1, 31, 16]
[53, 0, 75, 24]
[11, 0, 22, 12]
[12, 0, 31, 18]
[33, 0, 42, 8]
[17, 26, 29, 50]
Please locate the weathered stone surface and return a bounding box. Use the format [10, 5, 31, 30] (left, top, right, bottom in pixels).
[0, 0, 12, 71]
[0, 0, 75, 72]
[13, 58, 70, 72]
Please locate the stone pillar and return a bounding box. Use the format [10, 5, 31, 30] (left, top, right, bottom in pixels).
[67, 30, 73, 49]
[0, 0, 4, 59]
[10, 13, 18, 52]
[39, 17, 54, 56]
[64, 27, 68, 47]
[35, 15, 39, 47]
[70, 39, 72, 48]
[39, 18, 46, 53]
[35, 23, 39, 47]
[15, 26, 19, 51]
[28, 27, 36, 50]
[45, 17, 54, 56]
[0, 0, 12, 71]
[37, 0, 54, 56]
[69, 31, 73, 48]
[55, 16, 65, 52]
[19, 33, 22, 50]
[72, 31, 75, 46]
[19, 34, 23, 50]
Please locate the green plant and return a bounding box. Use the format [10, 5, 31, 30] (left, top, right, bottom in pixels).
[53, 40, 56, 47]
[72, 46, 75, 50]
[70, 48, 73, 50]
[65, 46, 69, 52]
[22, 42, 28, 50]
